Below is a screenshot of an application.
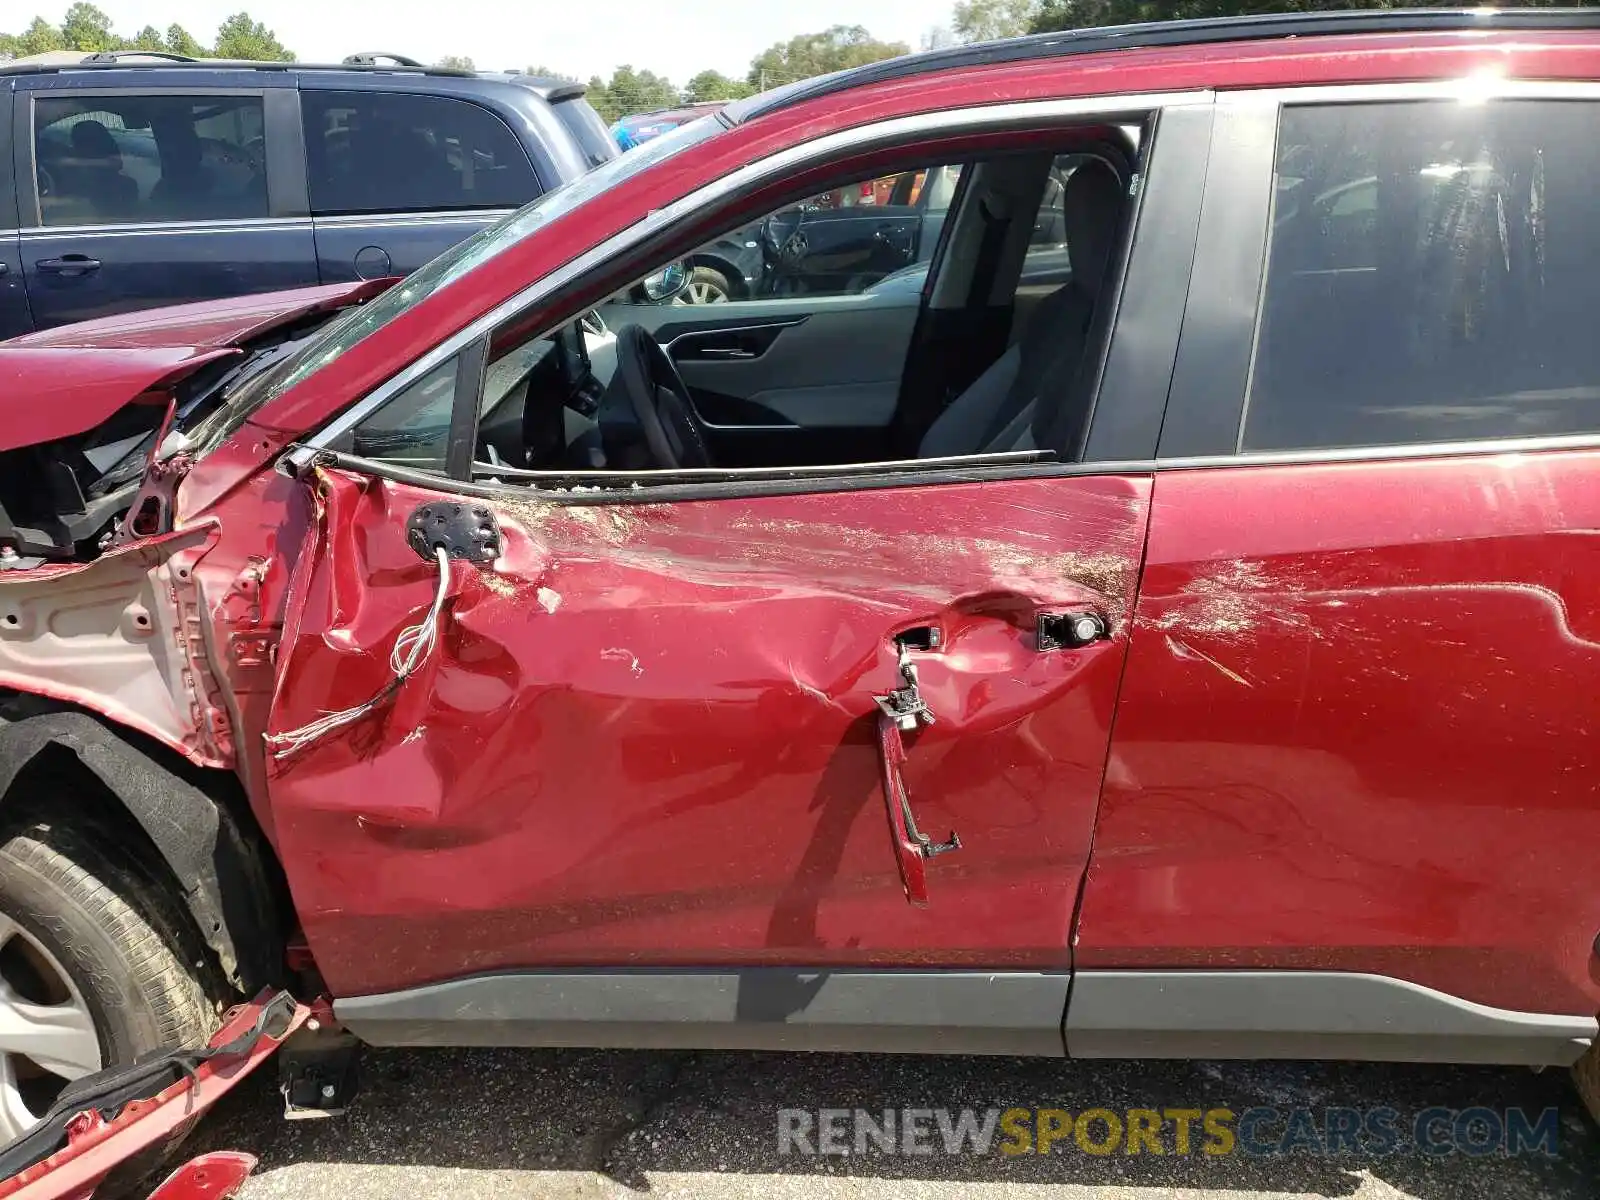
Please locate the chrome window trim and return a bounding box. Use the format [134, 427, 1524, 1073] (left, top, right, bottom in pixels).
[1220, 78, 1600, 105]
[311, 209, 515, 228]
[291, 88, 1211, 468]
[1158, 431, 1600, 472]
[20, 217, 313, 236]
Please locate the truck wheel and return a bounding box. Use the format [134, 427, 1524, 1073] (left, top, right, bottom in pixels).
[678, 265, 733, 305]
[1575, 1038, 1600, 1126]
[0, 817, 219, 1144]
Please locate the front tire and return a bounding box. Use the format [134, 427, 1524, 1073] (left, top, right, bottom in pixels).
[0, 818, 218, 1144]
[676, 265, 733, 305]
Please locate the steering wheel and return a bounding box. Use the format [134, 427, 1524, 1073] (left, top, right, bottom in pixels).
[612, 324, 715, 469]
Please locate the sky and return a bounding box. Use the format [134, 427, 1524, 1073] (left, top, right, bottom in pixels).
[53, 0, 954, 82]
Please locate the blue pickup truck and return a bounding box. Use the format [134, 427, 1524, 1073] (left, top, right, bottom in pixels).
[0, 51, 614, 337]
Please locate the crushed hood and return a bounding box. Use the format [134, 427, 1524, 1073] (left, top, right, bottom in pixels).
[0, 280, 393, 451]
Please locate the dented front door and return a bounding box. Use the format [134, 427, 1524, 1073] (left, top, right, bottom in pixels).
[263, 467, 1150, 998]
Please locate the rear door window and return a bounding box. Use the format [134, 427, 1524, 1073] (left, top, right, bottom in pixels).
[302, 91, 536, 215]
[1244, 99, 1600, 452]
[34, 94, 268, 226]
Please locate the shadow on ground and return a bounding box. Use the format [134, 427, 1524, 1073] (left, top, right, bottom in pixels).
[188, 1048, 1599, 1198]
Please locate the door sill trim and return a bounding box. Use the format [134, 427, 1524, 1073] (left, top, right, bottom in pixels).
[335, 969, 1070, 1056]
[1066, 970, 1596, 1066]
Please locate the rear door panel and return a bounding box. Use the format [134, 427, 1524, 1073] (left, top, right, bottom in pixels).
[1082, 452, 1600, 1016]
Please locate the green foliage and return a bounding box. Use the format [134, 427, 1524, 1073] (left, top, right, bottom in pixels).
[212, 11, 292, 61]
[684, 70, 753, 103]
[954, 0, 1041, 42]
[9, 15, 67, 56]
[746, 24, 909, 89]
[164, 23, 206, 57]
[437, 54, 475, 71]
[522, 65, 576, 80]
[60, 2, 115, 51]
[0, 8, 292, 62]
[587, 65, 682, 122]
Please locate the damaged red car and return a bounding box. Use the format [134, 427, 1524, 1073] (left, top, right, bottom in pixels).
[6, 7, 1600, 1185]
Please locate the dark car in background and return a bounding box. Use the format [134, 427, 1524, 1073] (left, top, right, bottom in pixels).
[0, 50, 613, 336]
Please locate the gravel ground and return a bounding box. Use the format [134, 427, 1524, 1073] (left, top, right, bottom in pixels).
[182, 1048, 1600, 1199]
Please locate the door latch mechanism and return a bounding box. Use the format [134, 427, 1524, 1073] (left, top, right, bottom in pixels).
[874, 635, 937, 731]
[873, 628, 959, 906]
[1036, 610, 1108, 651]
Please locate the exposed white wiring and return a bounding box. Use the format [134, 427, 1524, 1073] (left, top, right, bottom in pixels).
[266, 546, 452, 761]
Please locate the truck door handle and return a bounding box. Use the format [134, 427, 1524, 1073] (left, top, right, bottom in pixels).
[36, 255, 101, 276]
[0, 263, 9, 278]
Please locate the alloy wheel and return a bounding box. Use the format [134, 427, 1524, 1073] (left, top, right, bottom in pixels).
[0, 912, 102, 1144]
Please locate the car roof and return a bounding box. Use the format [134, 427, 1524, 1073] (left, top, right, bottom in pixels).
[0, 49, 589, 99]
[728, 7, 1600, 123]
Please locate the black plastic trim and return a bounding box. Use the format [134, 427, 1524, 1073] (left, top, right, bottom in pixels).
[446, 333, 489, 479]
[1066, 970, 1595, 1065]
[263, 87, 309, 219]
[1157, 98, 1278, 458]
[728, 9, 1600, 124]
[336, 969, 1071, 1056]
[0, 88, 15, 232]
[0, 707, 282, 992]
[304, 446, 1154, 506]
[1078, 103, 1212, 463]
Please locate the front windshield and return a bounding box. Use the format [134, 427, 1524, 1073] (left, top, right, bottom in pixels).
[228, 114, 722, 431]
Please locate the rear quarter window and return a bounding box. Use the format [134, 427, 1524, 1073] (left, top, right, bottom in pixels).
[302, 90, 537, 215]
[1244, 99, 1600, 452]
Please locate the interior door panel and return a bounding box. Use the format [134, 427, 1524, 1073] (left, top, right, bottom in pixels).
[602, 293, 921, 464]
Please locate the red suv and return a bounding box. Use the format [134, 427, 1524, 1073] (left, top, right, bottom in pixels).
[3, 7, 1600, 1166]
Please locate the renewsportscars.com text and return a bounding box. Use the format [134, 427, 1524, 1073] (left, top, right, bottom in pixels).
[777, 1106, 1562, 1158]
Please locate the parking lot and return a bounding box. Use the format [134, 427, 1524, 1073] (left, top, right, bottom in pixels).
[190, 1049, 1600, 1199]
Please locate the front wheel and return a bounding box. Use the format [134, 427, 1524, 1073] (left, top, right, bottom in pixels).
[675, 265, 733, 305]
[0, 817, 218, 1143]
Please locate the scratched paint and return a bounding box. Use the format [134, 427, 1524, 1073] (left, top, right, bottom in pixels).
[261, 467, 1154, 997]
[1081, 449, 1600, 1017]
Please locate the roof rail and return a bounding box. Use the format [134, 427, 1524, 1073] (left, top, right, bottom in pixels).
[0, 56, 482, 78]
[342, 52, 424, 67]
[81, 49, 198, 63]
[729, 7, 1600, 123]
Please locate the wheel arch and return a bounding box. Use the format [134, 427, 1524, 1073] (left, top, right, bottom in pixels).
[685, 253, 747, 298]
[0, 695, 286, 995]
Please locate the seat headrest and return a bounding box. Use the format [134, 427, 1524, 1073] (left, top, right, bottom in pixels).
[70, 120, 119, 160]
[1062, 158, 1122, 301]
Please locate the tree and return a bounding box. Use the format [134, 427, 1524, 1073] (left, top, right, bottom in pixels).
[746, 24, 908, 90]
[954, 0, 1040, 42]
[131, 24, 166, 51]
[521, 64, 575, 80]
[165, 23, 207, 57]
[61, 2, 116, 51]
[587, 65, 680, 121]
[684, 69, 752, 103]
[12, 16, 67, 56]
[437, 54, 475, 70]
[212, 12, 291, 61]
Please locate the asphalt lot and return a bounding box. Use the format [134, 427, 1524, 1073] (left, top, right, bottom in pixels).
[185, 1047, 1600, 1199]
